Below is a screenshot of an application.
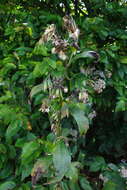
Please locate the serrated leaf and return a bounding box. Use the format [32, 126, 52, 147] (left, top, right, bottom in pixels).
[0, 181, 16, 190]
[53, 140, 71, 178]
[71, 109, 89, 135]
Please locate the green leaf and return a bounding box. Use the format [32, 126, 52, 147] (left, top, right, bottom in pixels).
[16, 47, 32, 56]
[30, 83, 44, 98]
[21, 141, 41, 165]
[6, 120, 22, 142]
[68, 181, 80, 190]
[34, 186, 47, 190]
[15, 137, 26, 148]
[0, 181, 16, 190]
[108, 163, 119, 171]
[79, 177, 93, 190]
[71, 108, 89, 135]
[33, 61, 49, 77]
[0, 144, 7, 154]
[44, 58, 56, 69]
[19, 183, 31, 190]
[53, 140, 71, 178]
[65, 162, 78, 182]
[61, 182, 69, 190]
[74, 51, 99, 61]
[89, 156, 106, 172]
[102, 171, 125, 190]
[21, 164, 33, 181]
[32, 156, 52, 175]
[0, 163, 13, 179]
[115, 100, 126, 112]
[33, 44, 49, 56]
[103, 181, 117, 190]
[120, 56, 127, 64]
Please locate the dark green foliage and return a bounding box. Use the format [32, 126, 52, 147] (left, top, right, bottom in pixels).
[0, 0, 127, 189]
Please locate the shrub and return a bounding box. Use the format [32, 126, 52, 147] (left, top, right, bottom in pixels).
[0, 1, 127, 189]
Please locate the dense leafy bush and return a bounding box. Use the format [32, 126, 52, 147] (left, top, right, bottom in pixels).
[0, 0, 127, 189]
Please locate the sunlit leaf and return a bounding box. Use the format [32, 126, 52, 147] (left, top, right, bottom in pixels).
[0, 181, 16, 190]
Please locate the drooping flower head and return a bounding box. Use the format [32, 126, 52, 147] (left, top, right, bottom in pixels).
[63, 15, 80, 42]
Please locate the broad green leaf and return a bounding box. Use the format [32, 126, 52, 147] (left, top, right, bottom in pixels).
[21, 141, 41, 165]
[0, 163, 13, 179]
[16, 47, 32, 56]
[34, 186, 47, 190]
[71, 109, 89, 135]
[0, 181, 16, 190]
[108, 163, 119, 171]
[68, 181, 80, 190]
[30, 83, 44, 98]
[8, 145, 16, 159]
[21, 164, 33, 181]
[103, 171, 126, 190]
[15, 137, 26, 148]
[44, 58, 56, 69]
[19, 183, 31, 190]
[45, 176, 63, 185]
[89, 156, 106, 172]
[6, 120, 22, 142]
[74, 51, 99, 61]
[61, 181, 69, 190]
[65, 162, 78, 182]
[53, 140, 71, 178]
[115, 100, 126, 112]
[120, 56, 127, 64]
[79, 177, 93, 190]
[0, 144, 7, 154]
[103, 181, 117, 190]
[33, 44, 49, 56]
[33, 61, 49, 77]
[32, 156, 52, 176]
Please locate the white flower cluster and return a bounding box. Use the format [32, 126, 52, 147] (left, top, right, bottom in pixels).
[93, 79, 106, 93]
[120, 166, 127, 178]
[99, 174, 108, 183]
[88, 110, 97, 119]
[63, 15, 80, 42]
[39, 99, 50, 113]
[39, 16, 80, 60]
[105, 70, 112, 78]
[78, 91, 89, 103]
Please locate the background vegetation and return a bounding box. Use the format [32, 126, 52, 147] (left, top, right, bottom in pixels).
[0, 0, 127, 189]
